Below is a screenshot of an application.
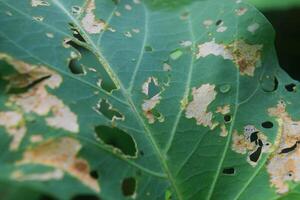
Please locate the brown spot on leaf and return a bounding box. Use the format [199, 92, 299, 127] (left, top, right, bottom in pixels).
[17, 137, 100, 192]
[196, 40, 263, 76]
[267, 101, 300, 194]
[185, 84, 218, 129]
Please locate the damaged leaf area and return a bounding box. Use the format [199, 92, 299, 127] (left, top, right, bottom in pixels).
[232, 125, 271, 166]
[15, 137, 100, 192]
[1, 54, 79, 133]
[81, 0, 107, 34]
[196, 40, 263, 76]
[267, 101, 300, 194]
[185, 84, 218, 129]
[0, 55, 79, 152]
[141, 77, 164, 124]
[1, 0, 300, 199]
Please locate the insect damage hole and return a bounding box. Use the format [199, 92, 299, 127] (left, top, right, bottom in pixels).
[261, 121, 274, 129]
[95, 126, 137, 157]
[122, 177, 136, 197]
[224, 115, 232, 123]
[144, 45, 153, 52]
[95, 99, 123, 121]
[90, 170, 99, 180]
[222, 167, 235, 175]
[71, 195, 101, 200]
[285, 83, 296, 92]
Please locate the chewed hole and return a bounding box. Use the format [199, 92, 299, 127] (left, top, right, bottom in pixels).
[285, 83, 296, 92]
[95, 126, 137, 157]
[144, 45, 153, 52]
[122, 177, 136, 197]
[224, 115, 232, 123]
[68, 59, 85, 75]
[216, 19, 223, 26]
[71, 195, 100, 200]
[261, 121, 274, 129]
[222, 167, 235, 175]
[90, 170, 99, 179]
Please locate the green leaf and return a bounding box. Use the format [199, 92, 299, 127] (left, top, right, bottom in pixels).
[0, 0, 299, 200]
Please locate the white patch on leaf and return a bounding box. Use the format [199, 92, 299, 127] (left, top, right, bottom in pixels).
[81, 0, 107, 34]
[197, 39, 263, 76]
[0, 111, 26, 151]
[247, 23, 260, 34]
[12, 169, 64, 181]
[185, 84, 217, 129]
[31, 0, 49, 7]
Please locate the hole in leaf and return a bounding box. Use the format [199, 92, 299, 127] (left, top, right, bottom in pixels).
[95, 126, 137, 157]
[145, 45, 153, 52]
[66, 40, 117, 92]
[122, 177, 136, 197]
[69, 23, 86, 42]
[260, 76, 278, 92]
[249, 146, 262, 163]
[7, 75, 52, 94]
[285, 83, 296, 92]
[261, 121, 273, 129]
[68, 59, 85, 75]
[250, 131, 259, 143]
[71, 195, 101, 200]
[224, 115, 231, 123]
[90, 170, 99, 179]
[280, 142, 298, 154]
[95, 99, 123, 121]
[222, 167, 235, 175]
[216, 19, 223, 26]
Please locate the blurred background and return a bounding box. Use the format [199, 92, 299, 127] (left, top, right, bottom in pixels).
[249, 0, 300, 81]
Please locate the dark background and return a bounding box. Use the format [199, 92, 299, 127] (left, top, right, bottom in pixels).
[263, 8, 300, 81]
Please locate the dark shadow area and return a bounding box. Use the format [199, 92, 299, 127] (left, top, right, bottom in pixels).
[263, 8, 300, 81]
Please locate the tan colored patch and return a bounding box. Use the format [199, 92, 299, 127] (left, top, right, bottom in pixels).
[142, 94, 162, 124]
[220, 124, 228, 137]
[30, 134, 44, 143]
[227, 40, 263, 76]
[17, 137, 100, 192]
[267, 101, 300, 194]
[232, 125, 271, 166]
[142, 77, 164, 124]
[235, 7, 248, 16]
[196, 40, 263, 76]
[185, 84, 218, 129]
[0, 111, 26, 151]
[12, 169, 64, 181]
[1, 54, 79, 133]
[31, 0, 49, 7]
[81, 0, 107, 34]
[216, 105, 230, 115]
